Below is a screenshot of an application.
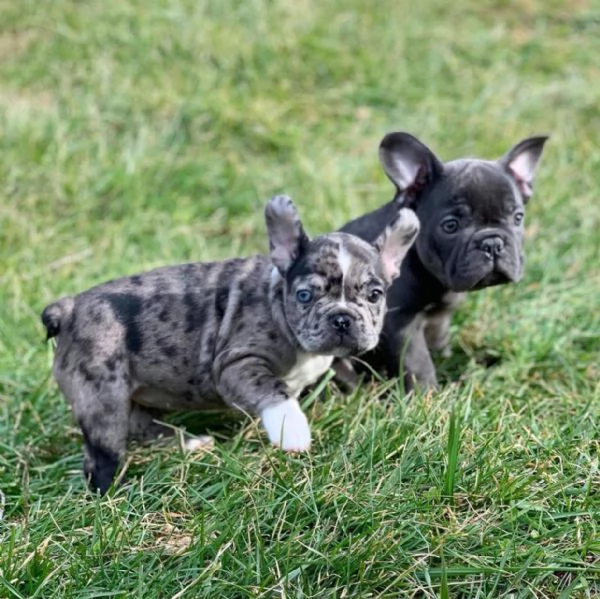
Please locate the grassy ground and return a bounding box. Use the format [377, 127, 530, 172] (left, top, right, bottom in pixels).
[1, 0, 599, 596]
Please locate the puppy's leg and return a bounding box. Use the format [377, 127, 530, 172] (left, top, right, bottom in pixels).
[58, 365, 132, 495]
[128, 404, 171, 443]
[403, 328, 438, 391]
[128, 404, 213, 452]
[217, 358, 311, 452]
[424, 312, 453, 358]
[331, 358, 360, 394]
[423, 292, 464, 357]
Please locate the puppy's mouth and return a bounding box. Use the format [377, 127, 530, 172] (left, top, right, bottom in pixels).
[448, 250, 522, 292]
[470, 271, 512, 290]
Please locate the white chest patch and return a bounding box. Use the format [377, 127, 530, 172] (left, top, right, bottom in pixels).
[283, 353, 334, 398]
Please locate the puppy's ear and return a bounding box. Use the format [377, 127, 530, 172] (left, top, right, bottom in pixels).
[373, 208, 420, 281]
[498, 135, 549, 202]
[379, 132, 444, 206]
[265, 195, 310, 274]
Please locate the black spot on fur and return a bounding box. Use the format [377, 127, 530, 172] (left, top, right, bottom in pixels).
[104, 357, 117, 371]
[103, 293, 143, 353]
[268, 331, 278, 342]
[81, 426, 121, 496]
[130, 275, 143, 286]
[183, 293, 206, 333]
[158, 309, 170, 322]
[161, 345, 178, 358]
[78, 362, 95, 382]
[183, 391, 194, 402]
[285, 254, 313, 284]
[274, 380, 287, 394]
[205, 334, 215, 353]
[244, 290, 258, 307]
[77, 335, 94, 357]
[91, 309, 103, 324]
[215, 288, 229, 321]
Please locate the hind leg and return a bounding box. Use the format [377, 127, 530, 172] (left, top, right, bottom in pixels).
[129, 404, 214, 452]
[57, 364, 133, 495]
[128, 404, 172, 443]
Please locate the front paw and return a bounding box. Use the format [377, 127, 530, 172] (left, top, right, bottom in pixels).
[260, 400, 311, 452]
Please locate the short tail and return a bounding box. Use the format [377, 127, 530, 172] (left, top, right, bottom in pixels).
[41, 297, 75, 341]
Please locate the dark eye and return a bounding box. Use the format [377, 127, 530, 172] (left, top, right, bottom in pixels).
[296, 289, 313, 304]
[441, 217, 460, 234]
[514, 212, 524, 226]
[367, 288, 384, 304]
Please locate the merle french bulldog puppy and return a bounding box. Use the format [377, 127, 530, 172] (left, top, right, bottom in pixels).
[42, 195, 419, 494]
[339, 132, 548, 390]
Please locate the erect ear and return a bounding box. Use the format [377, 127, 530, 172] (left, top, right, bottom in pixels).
[373, 208, 420, 281]
[498, 135, 549, 202]
[379, 132, 444, 206]
[265, 195, 310, 274]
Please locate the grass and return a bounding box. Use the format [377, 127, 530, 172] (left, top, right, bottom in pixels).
[1, 0, 599, 596]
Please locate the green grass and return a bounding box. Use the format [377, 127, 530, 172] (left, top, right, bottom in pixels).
[1, 0, 600, 596]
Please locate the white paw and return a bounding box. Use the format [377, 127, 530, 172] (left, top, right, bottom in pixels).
[260, 400, 311, 452]
[184, 435, 214, 453]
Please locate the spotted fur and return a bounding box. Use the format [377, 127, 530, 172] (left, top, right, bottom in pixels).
[42, 195, 419, 494]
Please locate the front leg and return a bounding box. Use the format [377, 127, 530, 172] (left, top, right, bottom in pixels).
[403, 325, 438, 391]
[378, 314, 438, 391]
[216, 358, 311, 452]
[423, 311, 453, 358]
[423, 292, 465, 357]
[331, 358, 360, 394]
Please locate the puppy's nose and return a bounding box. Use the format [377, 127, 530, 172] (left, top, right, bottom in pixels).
[481, 236, 505, 257]
[330, 313, 352, 333]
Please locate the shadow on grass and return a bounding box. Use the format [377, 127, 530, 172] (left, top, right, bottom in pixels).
[165, 409, 245, 441]
[434, 344, 503, 386]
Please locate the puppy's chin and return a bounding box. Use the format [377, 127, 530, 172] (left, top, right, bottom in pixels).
[299, 337, 375, 358]
[447, 269, 520, 292]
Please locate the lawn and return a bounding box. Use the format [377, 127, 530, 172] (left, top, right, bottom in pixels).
[1, 0, 599, 596]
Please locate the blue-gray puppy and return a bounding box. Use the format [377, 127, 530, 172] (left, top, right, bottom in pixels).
[339, 132, 548, 390]
[42, 195, 419, 494]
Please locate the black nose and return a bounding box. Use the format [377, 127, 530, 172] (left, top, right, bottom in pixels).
[480, 236, 505, 257]
[330, 313, 352, 333]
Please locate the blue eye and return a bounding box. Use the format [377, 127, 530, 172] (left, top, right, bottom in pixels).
[296, 289, 313, 304]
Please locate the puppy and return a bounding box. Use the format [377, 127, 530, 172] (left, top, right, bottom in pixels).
[339, 132, 548, 390]
[42, 195, 419, 494]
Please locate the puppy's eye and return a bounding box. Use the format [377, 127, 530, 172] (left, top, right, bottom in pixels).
[514, 212, 524, 225]
[296, 289, 313, 304]
[441, 218, 460, 234]
[367, 289, 384, 304]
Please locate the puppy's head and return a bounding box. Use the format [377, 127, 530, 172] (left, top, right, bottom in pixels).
[266, 195, 419, 357]
[379, 132, 549, 292]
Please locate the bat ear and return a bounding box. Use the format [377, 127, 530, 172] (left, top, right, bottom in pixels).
[379, 132, 444, 207]
[498, 135, 549, 202]
[373, 208, 420, 281]
[265, 195, 310, 274]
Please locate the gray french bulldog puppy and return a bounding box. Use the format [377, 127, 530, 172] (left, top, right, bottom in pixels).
[338, 132, 548, 390]
[41, 195, 420, 494]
